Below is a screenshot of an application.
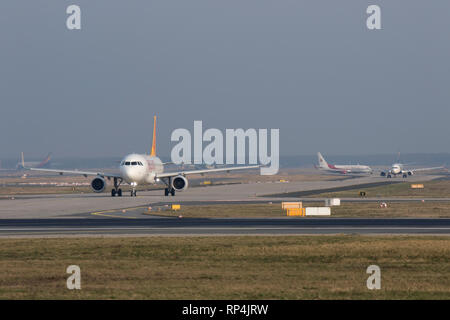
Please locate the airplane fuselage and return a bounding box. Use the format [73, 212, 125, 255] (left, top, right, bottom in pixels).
[320, 163, 372, 174]
[316, 152, 372, 175]
[119, 153, 164, 185]
[390, 163, 404, 175]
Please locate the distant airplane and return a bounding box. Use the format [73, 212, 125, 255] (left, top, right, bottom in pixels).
[316, 152, 373, 175]
[380, 163, 444, 178]
[17, 152, 52, 170]
[27, 116, 259, 197]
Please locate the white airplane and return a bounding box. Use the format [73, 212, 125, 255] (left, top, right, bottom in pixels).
[316, 152, 373, 175]
[27, 116, 259, 197]
[17, 152, 52, 170]
[380, 163, 444, 178]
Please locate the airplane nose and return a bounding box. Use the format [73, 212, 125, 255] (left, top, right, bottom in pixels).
[126, 168, 137, 180]
[121, 166, 135, 181]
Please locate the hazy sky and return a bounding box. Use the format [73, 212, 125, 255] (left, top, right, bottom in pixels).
[1, 1, 449, 158]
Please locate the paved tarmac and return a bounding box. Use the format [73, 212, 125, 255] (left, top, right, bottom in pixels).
[0, 174, 448, 236]
[0, 175, 443, 219]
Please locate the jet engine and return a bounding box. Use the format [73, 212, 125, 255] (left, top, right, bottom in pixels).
[171, 175, 188, 191]
[91, 176, 106, 193]
[408, 171, 413, 176]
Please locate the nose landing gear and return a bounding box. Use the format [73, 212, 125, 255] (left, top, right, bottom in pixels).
[130, 182, 137, 197]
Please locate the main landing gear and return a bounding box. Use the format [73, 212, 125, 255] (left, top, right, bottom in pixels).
[163, 177, 176, 196]
[111, 177, 123, 197]
[164, 188, 175, 196]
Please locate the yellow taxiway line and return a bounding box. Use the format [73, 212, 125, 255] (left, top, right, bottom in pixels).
[90, 205, 152, 219]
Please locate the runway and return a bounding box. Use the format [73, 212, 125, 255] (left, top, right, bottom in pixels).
[0, 217, 449, 236]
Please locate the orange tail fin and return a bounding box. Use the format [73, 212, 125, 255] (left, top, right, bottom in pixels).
[150, 115, 157, 156]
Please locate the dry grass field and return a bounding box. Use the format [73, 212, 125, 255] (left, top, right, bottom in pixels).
[314, 179, 450, 198]
[0, 236, 448, 299]
[158, 201, 450, 218]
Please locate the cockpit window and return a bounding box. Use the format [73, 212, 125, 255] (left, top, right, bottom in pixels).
[122, 161, 143, 166]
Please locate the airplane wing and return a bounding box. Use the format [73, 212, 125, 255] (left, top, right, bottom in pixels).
[407, 166, 445, 173]
[156, 165, 260, 178]
[27, 167, 122, 179]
